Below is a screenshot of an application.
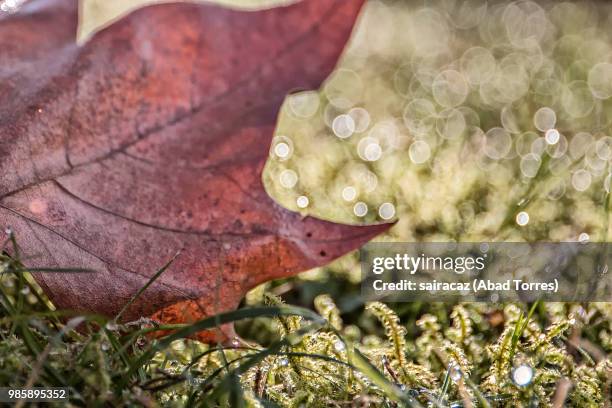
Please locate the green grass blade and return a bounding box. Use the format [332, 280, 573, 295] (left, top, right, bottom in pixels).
[115, 251, 181, 322]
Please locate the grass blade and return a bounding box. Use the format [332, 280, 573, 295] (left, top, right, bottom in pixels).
[115, 251, 181, 322]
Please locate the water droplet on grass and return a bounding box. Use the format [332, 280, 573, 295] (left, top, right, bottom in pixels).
[378, 203, 396, 220]
[342, 186, 357, 202]
[353, 202, 368, 217]
[296, 196, 309, 208]
[572, 169, 592, 191]
[279, 170, 298, 189]
[511, 364, 534, 387]
[332, 114, 355, 139]
[533, 107, 557, 132]
[409, 140, 431, 164]
[516, 211, 529, 226]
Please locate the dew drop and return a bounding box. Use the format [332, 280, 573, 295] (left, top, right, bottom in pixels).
[544, 129, 560, 145]
[460, 46, 496, 86]
[274, 142, 291, 159]
[353, 202, 368, 217]
[403, 99, 436, 136]
[533, 107, 556, 132]
[324, 68, 363, 109]
[586, 144, 607, 173]
[511, 364, 534, 387]
[531, 137, 547, 156]
[484, 127, 512, 159]
[357, 137, 377, 161]
[516, 132, 539, 157]
[572, 169, 592, 192]
[432, 70, 469, 108]
[437, 108, 466, 139]
[503, 1, 547, 48]
[546, 178, 566, 201]
[342, 186, 357, 202]
[449, 363, 463, 382]
[369, 121, 400, 151]
[562, 81, 594, 118]
[378, 202, 396, 220]
[364, 143, 382, 162]
[296, 196, 309, 209]
[588, 63, 612, 99]
[105, 321, 119, 331]
[0, 0, 25, 13]
[546, 133, 567, 158]
[520, 153, 541, 178]
[348, 107, 371, 133]
[595, 137, 612, 161]
[409, 140, 431, 164]
[569, 132, 593, 160]
[287, 90, 320, 118]
[279, 170, 298, 189]
[271, 136, 293, 161]
[516, 211, 530, 226]
[332, 114, 355, 139]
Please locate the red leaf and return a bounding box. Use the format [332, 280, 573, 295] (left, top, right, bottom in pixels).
[0, 0, 389, 342]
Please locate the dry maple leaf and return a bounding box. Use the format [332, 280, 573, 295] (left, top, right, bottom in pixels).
[0, 0, 390, 342]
